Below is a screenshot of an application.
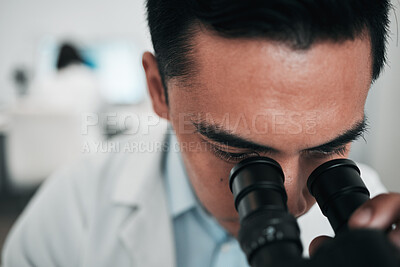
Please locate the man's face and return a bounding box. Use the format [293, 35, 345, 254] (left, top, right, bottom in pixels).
[148, 30, 372, 236]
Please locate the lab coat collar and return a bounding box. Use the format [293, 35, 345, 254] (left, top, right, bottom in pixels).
[111, 116, 176, 267]
[111, 116, 169, 206]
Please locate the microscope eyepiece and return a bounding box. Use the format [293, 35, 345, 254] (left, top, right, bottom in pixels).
[307, 159, 370, 233]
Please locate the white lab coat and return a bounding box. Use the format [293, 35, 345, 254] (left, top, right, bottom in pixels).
[1, 118, 387, 267]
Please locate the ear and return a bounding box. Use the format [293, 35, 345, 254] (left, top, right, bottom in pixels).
[142, 52, 169, 120]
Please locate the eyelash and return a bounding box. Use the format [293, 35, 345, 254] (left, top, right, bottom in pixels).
[303, 146, 348, 158]
[210, 145, 348, 162]
[210, 146, 258, 163]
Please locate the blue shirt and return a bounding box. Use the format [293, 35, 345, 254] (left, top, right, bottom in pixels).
[164, 133, 250, 267]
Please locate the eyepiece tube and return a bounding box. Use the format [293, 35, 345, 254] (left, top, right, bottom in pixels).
[230, 156, 287, 220]
[307, 159, 370, 234]
[230, 156, 303, 266]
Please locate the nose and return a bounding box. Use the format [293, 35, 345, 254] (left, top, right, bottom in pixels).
[276, 156, 318, 217]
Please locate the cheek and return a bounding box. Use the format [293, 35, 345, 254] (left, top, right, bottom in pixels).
[182, 141, 233, 196]
[184, 152, 231, 194]
[176, 133, 238, 216]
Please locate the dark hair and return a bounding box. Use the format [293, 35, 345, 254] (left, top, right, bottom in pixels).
[146, 0, 390, 102]
[56, 43, 85, 70]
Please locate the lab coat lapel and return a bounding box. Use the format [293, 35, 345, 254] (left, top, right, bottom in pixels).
[118, 174, 176, 267]
[113, 117, 176, 267]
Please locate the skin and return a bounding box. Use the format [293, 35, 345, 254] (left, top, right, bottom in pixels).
[143, 28, 400, 254]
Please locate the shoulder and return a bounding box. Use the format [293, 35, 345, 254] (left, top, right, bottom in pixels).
[2, 118, 169, 266]
[1, 151, 121, 266]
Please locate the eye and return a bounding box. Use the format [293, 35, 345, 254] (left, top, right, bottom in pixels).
[210, 145, 258, 163]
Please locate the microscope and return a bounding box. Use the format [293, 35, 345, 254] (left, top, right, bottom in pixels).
[229, 157, 400, 267]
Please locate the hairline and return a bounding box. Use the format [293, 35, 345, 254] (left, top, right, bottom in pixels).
[162, 23, 373, 92]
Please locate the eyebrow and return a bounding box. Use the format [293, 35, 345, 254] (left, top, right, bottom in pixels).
[192, 116, 368, 154]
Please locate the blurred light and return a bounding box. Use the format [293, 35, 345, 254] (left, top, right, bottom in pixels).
[89, 41, 146, 105]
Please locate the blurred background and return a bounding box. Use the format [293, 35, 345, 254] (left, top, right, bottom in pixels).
[0, 0, 154, 256]
[0, 0, 398, 261]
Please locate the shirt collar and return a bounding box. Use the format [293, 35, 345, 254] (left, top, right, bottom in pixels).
[164, 131, 197, 218]
[164, 128, 232, 242]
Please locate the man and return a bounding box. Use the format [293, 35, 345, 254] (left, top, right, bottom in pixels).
[2, 0, 399, 266]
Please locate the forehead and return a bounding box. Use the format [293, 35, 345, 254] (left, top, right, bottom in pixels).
[168, 30, 372, 150]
